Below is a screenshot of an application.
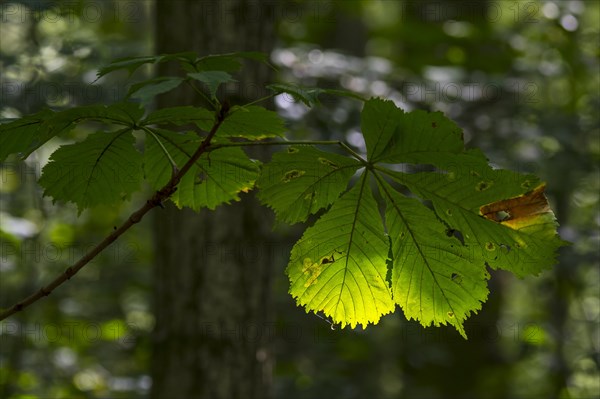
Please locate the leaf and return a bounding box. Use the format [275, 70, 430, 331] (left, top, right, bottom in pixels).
[127, 77, 184, 106]
[50, 102, 145, 127]
[275, 97, 565, 337]
[361, 98, 464, 166]
[194, 52, 272, 73]
[0, 103, 144, 161]
[377, 178, 489, 339]
[267, 83, 324, 107]
[256, 145, 361, 223]
[188, 71, 236, 99]
[194, 106, 286, 140]
[96, 52, 197, 79]
[267, 84, 367, 107]
[39, 129, 142, 213]
[141, 106, 214, 126]
[287, 173, 395, 329]
[193, 56, 242, 73]
[391, 169, 564, 278]
[0, 109, 55, 161]
[143, 129, 259, 210]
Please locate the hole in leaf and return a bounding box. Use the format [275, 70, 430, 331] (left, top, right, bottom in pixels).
[447, 312, 454, 318]
[446, 229, 465, 245]
[282, 169, 305, 183]
[446, 209, 453, 216]
[318, 157, 339, 169]
[451, 273, 463, 284]
[422, 199, 434, 210]
[287, 147, 299, 153]
[500, 243, 511, 253]
[194, 171, 208, 184]
[476, 181, 493, 191]
[485, 242, 496, 251]
[494, 210, 511, 222]
[304, 192, 315, 201]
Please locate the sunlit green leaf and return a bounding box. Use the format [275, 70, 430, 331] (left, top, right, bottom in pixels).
[288, 172, 395, 329]
[257, 145, 360, 223]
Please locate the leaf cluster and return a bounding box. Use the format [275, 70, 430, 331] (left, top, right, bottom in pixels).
[0, 53, 566, 336]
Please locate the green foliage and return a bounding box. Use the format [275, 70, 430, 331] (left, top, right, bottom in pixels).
[257, 145, 360, 223]
[39, 129, 143, 213]
[0, 52, 566, 338]
[143, 130, 259, 210]
[259, 98, 565, 338]
[195, 106, 286, 140]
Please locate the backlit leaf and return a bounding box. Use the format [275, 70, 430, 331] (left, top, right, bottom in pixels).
[143, 129, 259, 210]
[39, 129, 142, 213]
[288, 173, 395, 329]
[257, 145, 361, 223]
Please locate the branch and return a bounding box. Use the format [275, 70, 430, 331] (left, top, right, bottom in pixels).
[0, 105, 229, 321]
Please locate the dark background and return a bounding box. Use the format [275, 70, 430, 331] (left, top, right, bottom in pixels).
[0, 1, 598, 398]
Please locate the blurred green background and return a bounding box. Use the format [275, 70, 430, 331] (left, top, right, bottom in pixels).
[0, 0, 598, 398]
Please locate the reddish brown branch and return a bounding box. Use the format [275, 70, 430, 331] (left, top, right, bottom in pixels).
[0, 108, 227, 321]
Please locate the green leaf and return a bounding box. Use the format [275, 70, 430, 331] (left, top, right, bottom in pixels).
[278, 97, 565, 337]
[361, 98, 464, 165]
[141, 106, 214, 126]
[127, 77, 184, 106]
[389, 167, 564, 278]
[143, 129, 259, 210]
[288, 172, 395, 329]
[39, 129, 142, 212]
[193, 55, 242, 73]
[377, 178, 489, 339]
[267, 83, 324, 107]
[256, 145, 361, 223]
[193, 52, 271, 73]
[50, 102, 144, 127]
[194, 106, 286, 140]
[267, 84, 367, 107]
[0, 109, 55, 161]
[188, 71, 236, 99]
[0, 103, 144, 161]
[96, 52, 197, 79]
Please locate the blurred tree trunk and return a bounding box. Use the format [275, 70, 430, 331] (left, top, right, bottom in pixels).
[150, 1, 277, 398]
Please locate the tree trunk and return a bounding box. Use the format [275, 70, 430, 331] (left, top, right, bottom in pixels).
[150, 1, 277, 398]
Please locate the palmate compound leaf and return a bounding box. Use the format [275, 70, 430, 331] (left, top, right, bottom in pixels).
[287, 172, 395, 329]
[272, 98, 565, 337]
[143, 129, 259, 210]
[256, 146, 361, 224]
[38, 129, 143, 213]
